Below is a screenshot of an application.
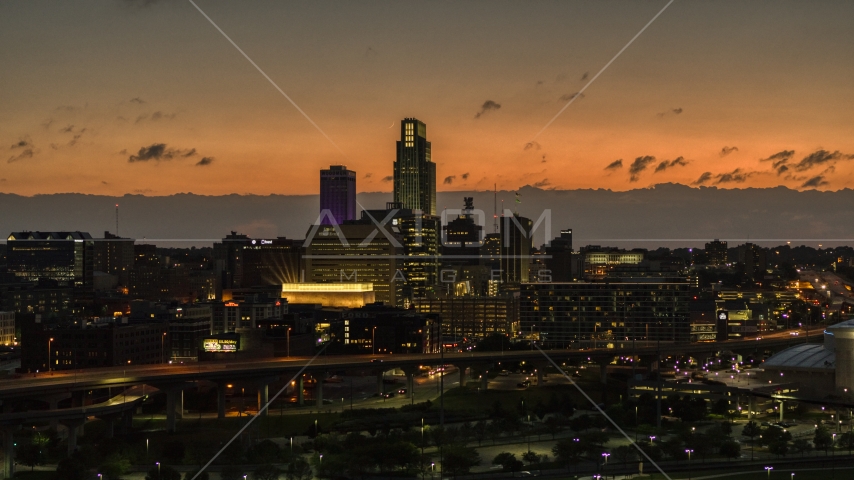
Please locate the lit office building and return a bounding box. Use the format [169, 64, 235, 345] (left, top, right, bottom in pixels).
[520, 280, 691, 346]
[320, 165, 357, 225]
[705, 239, 728, 266]
[413, 296, 519, 340]
[394, 118, 436, 216]
[7, 231, 94, 288]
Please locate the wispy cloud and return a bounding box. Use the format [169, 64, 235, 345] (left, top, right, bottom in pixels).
[628, 156, 656, 181]
[714, 168, 759, 184]
[127, 143, 197, 163]
[382, 175, 393, 182]
[474, 100, 501, 119]
[657, 107, 683, 118]
[443, 175, 456, 185]
[801, 175, 829, 188]
[580, 72, 589, 81]
[524, 141, 541, 151]
[196, 157, 214, 166]
[559, 92, 584, 102]
[719, 146, 739, 157]
[654, 156, 688, 173]
[793, 149, 854, 172]
[364, 173, 373, 179]
[136, 111, 177, 123]
[130, 97, 146, 104]
[461, 173, 470, 180]
[532, 178, 550, 188]
[8, 137, 35, 163]
[692, 172, 712, 185]
[604, 159, 623, 171]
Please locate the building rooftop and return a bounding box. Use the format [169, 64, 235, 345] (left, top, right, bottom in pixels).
[763, 343, 835, 371]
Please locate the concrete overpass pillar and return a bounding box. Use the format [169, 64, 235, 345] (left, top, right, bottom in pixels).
[377, 371, 385, 396]
[480, 369, 489, 392]
[536, 367, 544, 387]
[298, 375, 304, 406]
[217, 381, 227, 419]
[63, 418, 86, 457]
[401, 367, 418, 400]
[2, 428, 15, 479]
[599, 360, 609, 385]
[165, 387, 185, 433]
[316, 374, 324, 409]
[778, 400, 784, 422]
[257, 383, 269, 416]
[748, 396, 755, 421]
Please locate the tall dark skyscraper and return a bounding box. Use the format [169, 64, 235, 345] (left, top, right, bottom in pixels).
[320, 165, 356, 225]
[394, 118, 436, 216]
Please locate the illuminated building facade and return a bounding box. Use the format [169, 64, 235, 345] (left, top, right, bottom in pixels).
[282, 283, 376, 308]
[394, 118, 436, 216]
[92, 231, 134, 286]
[413, 296, 519, 340]
[304, 223, 402, 306]
[520, 280, 691, 346]
[210, 293, 287, 334]
[705, 239, 728, 266]
[0, 311, 14, 345]
[241, 237, 303, 286]
[320, 165, 357, 225]
[500, 214, 533, 284]
[7, 231, 94, 288]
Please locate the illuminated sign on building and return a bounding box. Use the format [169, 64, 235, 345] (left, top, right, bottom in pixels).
[203, 337, 239, 352]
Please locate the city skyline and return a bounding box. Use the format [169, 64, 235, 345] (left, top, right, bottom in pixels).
[2, 1, 853, 196]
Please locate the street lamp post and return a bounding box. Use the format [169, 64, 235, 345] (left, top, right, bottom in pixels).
[686, 449, 693, 480]
[156, 462, 160, 476]
[48, 337, 53, 372]
[372, 327, 376, 355]
[161, 332, 167, 363]
[765, 466, 773, 479]
[287, 327, 291, 358]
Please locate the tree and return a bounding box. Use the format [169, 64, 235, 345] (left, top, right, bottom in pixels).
[253, 463, 282, 480]
[719, 440, 741, 459]
[768, 439, 789, 457]
[247, 440, 282, 464]
[221, 465, 246, 480]
[791, 438, 813, 457]
[472, 421, 488, 446]
[544, 416, 563, 439]
[552, 439, 585, 470]
[99, 455, 132, 480]
[611, 445, 636, 466]
[17, 443, 44, 471]
[162, 440, 186, 465]
[442, 445, 480, 476]
[838, 431, 854, 452]
[814, 426, 833, 454]
[146, 465, 182, 480]
[522, 451, 540, 465]
[285, 457, 313, 480]
[742, 420, 761, 461]
[492, 452, 523, 472]
[54, 457, 89, 480]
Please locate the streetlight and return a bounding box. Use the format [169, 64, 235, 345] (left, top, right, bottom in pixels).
[602, 452, 610, 465]
[791, 473, 795, 480]
[146, 438, 149, 459]
[161, 332, 167, 362]
[156, 462, 160, 476]
[649, 436, 656, 444]
[685, 449, 693, 480]
[372, 327, 376, 355]
[765, 466, 773, 478]
[287, 327, 291, 358]
[48, 337, 54, 372]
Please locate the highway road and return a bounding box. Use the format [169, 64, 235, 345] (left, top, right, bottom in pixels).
[801, 269, 854, 301]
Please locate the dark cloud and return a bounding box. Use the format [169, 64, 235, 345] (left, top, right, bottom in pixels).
[536, 80, 544, 86]
[657, 107, 683, 118]
[524, 141, 541, 151]
[443, 175, 456, 185]
[132, 189, 153, 194]
[136, 111, 176, 123]
[11, 138, 32, 149]
[604, 159, 623, 171]
[801, 176, 829, 189]
[196, 157, 214, 166]
[102, 181, 109, 185]
[382, 175, 393, 182]
[719, 146, 739, 157]
[541, 155, 547, 163]
[715, 168, 759, 184]
[461, 173, 470, 180]
[559, 92, 584, 102]
[759, 150, 796, 174]
[41, 118, 54, 130]
[0, 178, 6, 182]
[654, 156, 688, 173]
[474, 100, 501, 119]
[59, 124, 75, 133]
[365, 46, 377, 58]
[8, 138, 35, 163]
[130, 97, 146, 104]
[532, 179, 550, 188]
[364, 173, 372, 179]
[793, 149, 854, 172]
[580, 72, 589, 81]
[628, 156, 656, 181]
[127, 143, 197, 163]
[692, 172, 713, 185]
[8, 148, 34, 163]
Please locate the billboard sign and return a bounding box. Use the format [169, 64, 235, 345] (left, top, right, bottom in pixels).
[203, 337, 239, 353]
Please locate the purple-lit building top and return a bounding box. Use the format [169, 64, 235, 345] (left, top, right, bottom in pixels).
[320, 165, 356, 225]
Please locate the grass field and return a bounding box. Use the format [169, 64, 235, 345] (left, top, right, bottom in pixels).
[642, 466, 854, 480]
